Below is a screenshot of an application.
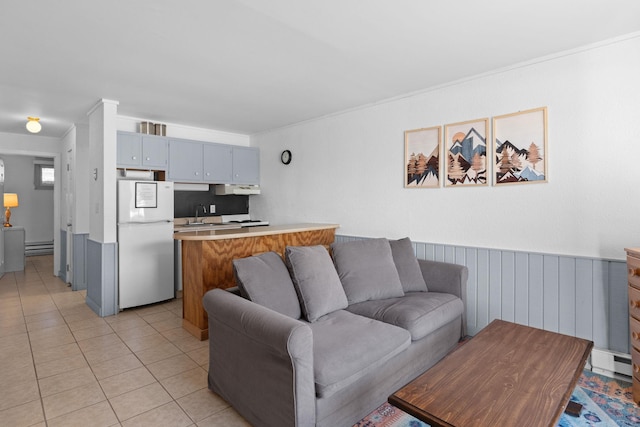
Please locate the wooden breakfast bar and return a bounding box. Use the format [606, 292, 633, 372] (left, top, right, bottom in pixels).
[174, 223, 339, 339]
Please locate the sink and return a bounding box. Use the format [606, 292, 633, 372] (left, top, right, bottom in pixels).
[183, 223, 206, 227]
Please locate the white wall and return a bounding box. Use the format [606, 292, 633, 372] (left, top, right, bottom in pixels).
[88, 100, 119, 243]
[117, 116, 250, 146]
[2, 155, 54, 244]
[0, 132, 62, 152]
[251, 33, 640, 261]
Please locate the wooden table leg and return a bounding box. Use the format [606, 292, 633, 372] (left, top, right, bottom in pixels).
[565, 401, 583, 417]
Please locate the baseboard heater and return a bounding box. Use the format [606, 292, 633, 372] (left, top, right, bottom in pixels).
[590, 348, 632, 381]
[25, 240, 53, 256]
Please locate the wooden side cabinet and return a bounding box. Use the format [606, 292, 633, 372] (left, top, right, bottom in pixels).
[626, 247, 640, 404]
[3, 226, 25, 272]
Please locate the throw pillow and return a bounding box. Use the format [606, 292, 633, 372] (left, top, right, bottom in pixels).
[233, 251, 301, 319]
[330, 238, 405, 304]
[284, 245, 348, 322]
[389, 237, 428, 292]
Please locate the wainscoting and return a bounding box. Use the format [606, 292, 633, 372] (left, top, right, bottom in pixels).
[335, 235, 629, 355]
[72, 233, 89, 291]
[85, 239, 118, 317]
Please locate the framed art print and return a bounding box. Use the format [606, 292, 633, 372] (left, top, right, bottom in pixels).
[444, 118, 488, 187]
[404, 126, 441, 188]
[493, 107, 548, 185]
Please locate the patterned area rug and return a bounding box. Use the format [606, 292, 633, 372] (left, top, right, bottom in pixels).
[355, 370, 638, 427]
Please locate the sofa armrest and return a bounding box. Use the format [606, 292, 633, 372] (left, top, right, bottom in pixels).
[418, 258, 468, 336]
[203, 288, 315, 427]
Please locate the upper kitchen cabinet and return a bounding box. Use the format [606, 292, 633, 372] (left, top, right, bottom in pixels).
[203, 144, 233, 183]
[232, 146, 260, 185]
[168, 139, 204, 181]
[117, 131, 168, 169]
[166, 137, 260, 185]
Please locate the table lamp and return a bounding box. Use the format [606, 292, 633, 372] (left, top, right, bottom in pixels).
[4, 193, 18, 227]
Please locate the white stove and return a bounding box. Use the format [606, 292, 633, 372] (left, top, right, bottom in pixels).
[220, 214, 269, 227]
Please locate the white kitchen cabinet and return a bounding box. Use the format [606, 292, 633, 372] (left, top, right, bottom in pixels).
[117, 131, 167, 169]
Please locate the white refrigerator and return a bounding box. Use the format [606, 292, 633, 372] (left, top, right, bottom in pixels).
[117, 180, 174, 309]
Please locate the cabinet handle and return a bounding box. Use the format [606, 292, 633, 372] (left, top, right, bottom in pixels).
[194, 172, 199, 176]
[146, 157, 150, 161]
[132, 156, 137, 160]
[206, 172, 210, 176]
[629, 268, 640, 277]
[630, 299, 640, 309]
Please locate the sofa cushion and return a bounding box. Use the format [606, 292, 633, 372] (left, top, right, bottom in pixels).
[309, 310, 411, 398]
[389, 237, 428, 292]
[284, 245, 349, 322]
[233, 251, 301, 319]
[346, 292, 464, 341]
[330, 238, 405, 304]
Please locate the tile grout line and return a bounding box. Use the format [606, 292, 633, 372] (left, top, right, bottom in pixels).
[15, 261, 50, 427]
[2, 255, 235, 427]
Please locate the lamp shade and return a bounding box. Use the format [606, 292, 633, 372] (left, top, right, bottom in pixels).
[4, 193, 18, 208]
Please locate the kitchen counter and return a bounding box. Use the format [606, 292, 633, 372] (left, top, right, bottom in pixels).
[174, 223, 241, 233]
[173, 223, 339, 240]
[176, 223, 339, 339]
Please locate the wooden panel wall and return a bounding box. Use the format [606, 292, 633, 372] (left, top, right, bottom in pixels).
[335, 235, 629, 354]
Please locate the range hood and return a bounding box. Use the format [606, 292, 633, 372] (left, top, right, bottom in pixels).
[214, 184, 261, 195]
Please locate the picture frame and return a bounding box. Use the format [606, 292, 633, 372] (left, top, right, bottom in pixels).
[404, 126, 441, 188]
[444, 118, 489, 187]
[135, 182, 157, 208]
[493, 107, 548, 185]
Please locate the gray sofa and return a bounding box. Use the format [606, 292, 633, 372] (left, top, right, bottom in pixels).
[203, 237, 467, 427]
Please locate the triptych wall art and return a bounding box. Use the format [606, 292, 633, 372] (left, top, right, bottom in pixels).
[404, 107, 547, 188]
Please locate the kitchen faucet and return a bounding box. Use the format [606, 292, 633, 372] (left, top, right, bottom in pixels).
[194, 204, 207, 224]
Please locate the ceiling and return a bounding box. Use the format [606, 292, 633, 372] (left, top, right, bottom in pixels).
[2, 0, 640, 138]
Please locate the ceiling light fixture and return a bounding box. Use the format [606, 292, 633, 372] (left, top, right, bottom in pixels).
[26, 116, 41, 133]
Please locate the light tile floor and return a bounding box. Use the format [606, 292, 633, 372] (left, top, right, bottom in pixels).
[0, 255, 251, 427]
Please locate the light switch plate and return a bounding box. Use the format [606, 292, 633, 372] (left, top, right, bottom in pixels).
[210, 204, 216, 214]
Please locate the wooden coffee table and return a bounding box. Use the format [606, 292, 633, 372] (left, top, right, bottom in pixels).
[389, 319, 593, 427]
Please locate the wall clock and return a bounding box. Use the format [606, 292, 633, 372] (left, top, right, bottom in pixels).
[281, 149, 292, 165]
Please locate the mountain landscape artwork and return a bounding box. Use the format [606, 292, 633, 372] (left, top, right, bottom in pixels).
[405, 126, 441, 188]
[493, 107, 548, 185]
[445, 119, 488, 186]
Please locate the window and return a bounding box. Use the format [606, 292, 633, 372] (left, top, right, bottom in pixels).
[34, 164, 54, 189]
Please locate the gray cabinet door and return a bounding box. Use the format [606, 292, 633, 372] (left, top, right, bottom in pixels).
[168, 139, 203, 181]
[141, 136, 167, 168]
[203, 144, 233, 183]
[232, 147, 260, 184]
[117, 132, 142, 167]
